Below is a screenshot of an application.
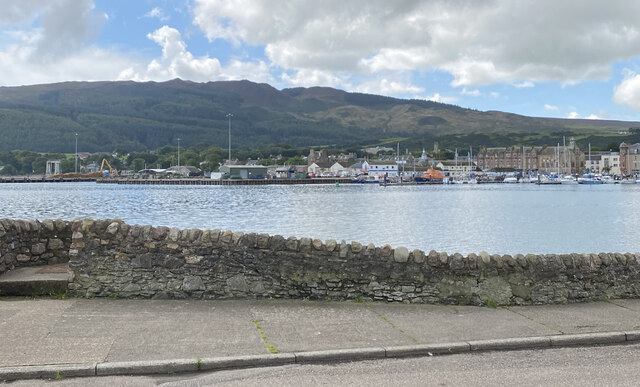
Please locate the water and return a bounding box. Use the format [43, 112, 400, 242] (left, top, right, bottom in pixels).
[1, 182, 639, 255]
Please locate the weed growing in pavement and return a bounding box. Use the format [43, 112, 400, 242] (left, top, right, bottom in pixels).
[50, 290, 67, 299]
[252, 319, 278, 354]
[486, 298, 498, 308]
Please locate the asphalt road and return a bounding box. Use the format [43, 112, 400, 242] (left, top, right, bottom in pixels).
[13, 343, 640, 386]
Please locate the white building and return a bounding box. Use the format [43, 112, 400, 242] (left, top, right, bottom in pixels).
[367, 160, 398, 177]
[329, 162, 347, 176]
[586, 152, 620, 175]
[436, 161, 478, 178]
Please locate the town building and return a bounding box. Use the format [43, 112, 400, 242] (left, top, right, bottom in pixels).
[619, 142, 640, 175]
[367, 160, 398, 177]
[435, 161, 480, 178]
[585, 152, 620, 175]
[219, 165, 267, 179]
[476, 140, 584, 174]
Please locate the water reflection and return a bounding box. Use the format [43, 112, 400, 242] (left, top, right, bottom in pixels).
[1, 182, 639, 255]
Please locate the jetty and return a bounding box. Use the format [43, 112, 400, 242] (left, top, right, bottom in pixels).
[96, 177, 353, 185]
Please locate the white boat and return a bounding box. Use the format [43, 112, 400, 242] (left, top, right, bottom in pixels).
[537, 175, 561, 185]
[620, 179, 636, 184]
[559, 175, 578, 185]
[578, 174, 603, 184]
[503, 176, 518, 183]
[600, 175, 615, 184]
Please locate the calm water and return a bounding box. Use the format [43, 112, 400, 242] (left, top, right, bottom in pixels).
[1, 182, 639, 255]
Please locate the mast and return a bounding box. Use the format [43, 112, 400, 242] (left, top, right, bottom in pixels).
[556, 143, 560, 175]
[588, 143, 591, 173]
[563, 136, 567, 175]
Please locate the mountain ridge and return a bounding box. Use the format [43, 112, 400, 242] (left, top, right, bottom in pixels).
[0, 78, 635, 153]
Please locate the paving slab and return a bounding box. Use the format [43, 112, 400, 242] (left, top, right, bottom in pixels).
[368, 303, 559, 343]
[63, 300, 266, 362]
[248, 300, 416, 352]
[510, 301, 640, 334]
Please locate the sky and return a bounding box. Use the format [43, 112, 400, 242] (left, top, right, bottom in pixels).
[3, 0, 640, 121]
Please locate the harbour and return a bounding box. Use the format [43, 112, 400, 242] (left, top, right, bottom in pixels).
[1, 182, 639, 256]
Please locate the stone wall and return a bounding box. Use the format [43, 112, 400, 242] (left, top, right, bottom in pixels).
[66, 219, 640, 305]
[0, 219, 71, 276]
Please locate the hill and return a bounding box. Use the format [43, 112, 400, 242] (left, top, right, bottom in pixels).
[0, 79, 636, 153]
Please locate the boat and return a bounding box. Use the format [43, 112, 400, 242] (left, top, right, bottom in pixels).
[559, 175, 578, 185]
[600, 175, 615, 184]
[414, 169, 445, 184]
[503, 176, 518, 183]
[578, 174, 603, 184]
[620, 179, 636, 184]
[536, 175, 561, 185]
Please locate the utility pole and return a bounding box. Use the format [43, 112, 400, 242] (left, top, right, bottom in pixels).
[74, 133, 78, 174]
[177, 138, 181, 168]
[227, 113, 233, 164]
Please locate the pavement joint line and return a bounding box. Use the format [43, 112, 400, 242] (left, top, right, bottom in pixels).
[364, 301, 420, 344]
[2, 330, 640, 382]
[504, 306, 565, 335]
[606, 299, 640, 314]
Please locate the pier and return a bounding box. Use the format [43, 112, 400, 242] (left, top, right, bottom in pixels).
[0, 177, 97, 183]
[96, 177, 354, 185]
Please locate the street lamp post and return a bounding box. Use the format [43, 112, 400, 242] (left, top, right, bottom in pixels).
[177, 138, 181, 168]
[74, 133, 78, 174]
[227, 113, 233, 164]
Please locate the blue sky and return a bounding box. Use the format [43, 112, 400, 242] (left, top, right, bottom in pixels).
[3, 0, 640, 121]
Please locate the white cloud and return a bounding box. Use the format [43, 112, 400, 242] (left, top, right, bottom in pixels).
[613, 71, 640, 111]
[144, 7, 169, 22]
[514, 81, 535, 88]
[355, 78, 424, 96]
[0, 0, 126, 85]
[490, 92, 500, 98]
[586, 114, 601, 119]
[423, 93, 458, 104]
[567, 112, 581, 119]
[281, 69, 346, 88]
[544, 104, 559, 111]
[193, 0, 640, 87]
[461, 87, 480, 96]
[122, 26, 273, 83]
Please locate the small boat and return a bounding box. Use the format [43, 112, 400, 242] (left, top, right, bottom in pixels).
[414, 169, 445, 184]
[559, 175, 578, 185]
[620, 179, 636, 184]
[536, 175, 561, 185]
[600, 175, 615, 184]
[578, 174, 603, 184]
[503, 176, 518, 183]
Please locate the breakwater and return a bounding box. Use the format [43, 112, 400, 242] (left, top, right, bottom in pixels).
[2, 218, 640, 305]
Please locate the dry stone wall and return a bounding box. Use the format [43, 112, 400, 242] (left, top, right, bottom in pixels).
[65, 219, 640, 305]
[0, 219, 71, 276]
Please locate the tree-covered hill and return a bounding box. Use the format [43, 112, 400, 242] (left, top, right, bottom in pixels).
[0, 79, 636, 153]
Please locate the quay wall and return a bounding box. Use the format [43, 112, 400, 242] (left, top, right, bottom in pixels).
[61, 219, 640, 305]
[0, 219, 71, 276]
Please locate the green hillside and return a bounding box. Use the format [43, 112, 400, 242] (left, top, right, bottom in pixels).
[0, 79, 636, 153]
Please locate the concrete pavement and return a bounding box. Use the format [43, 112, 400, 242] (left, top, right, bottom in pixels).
[0, 297, 639, 381]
